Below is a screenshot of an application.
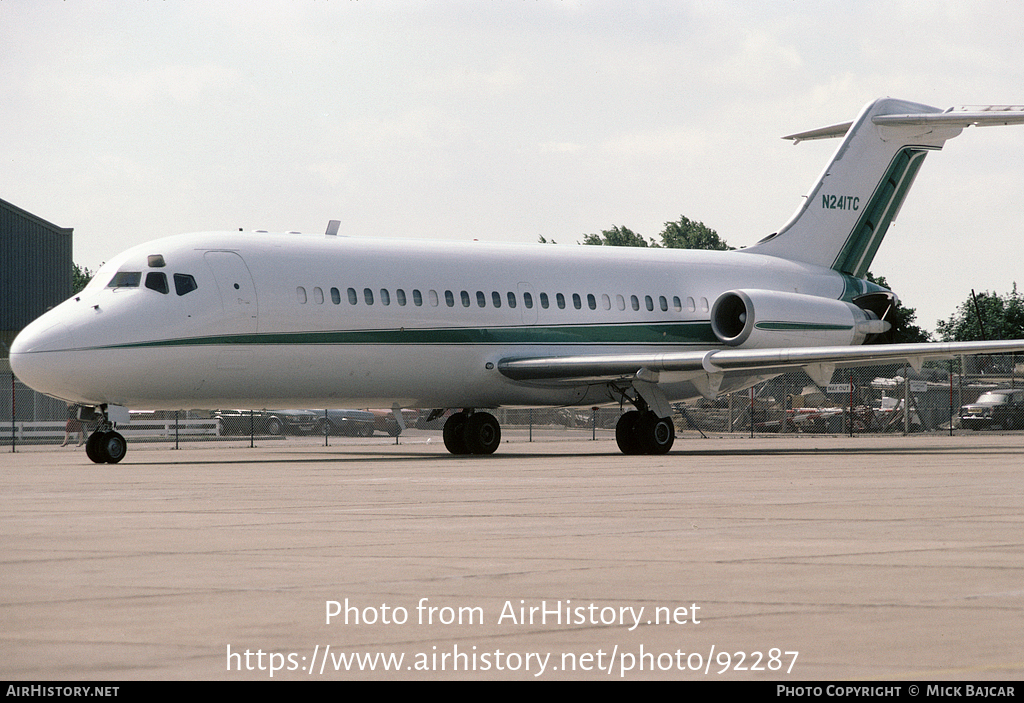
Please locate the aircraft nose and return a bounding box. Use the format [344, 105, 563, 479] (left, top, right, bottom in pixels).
[9, 319, 76, 397]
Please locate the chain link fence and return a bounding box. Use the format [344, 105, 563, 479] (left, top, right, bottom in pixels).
[4, 355, 1023, 450]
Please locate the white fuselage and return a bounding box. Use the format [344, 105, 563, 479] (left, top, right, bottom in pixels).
[11, 231, 860, 411]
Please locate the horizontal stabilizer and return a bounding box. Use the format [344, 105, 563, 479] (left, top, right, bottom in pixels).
[783, 121, 853, 144]
[783, 105, 1024, 143]
[873, 105, 1024, 129]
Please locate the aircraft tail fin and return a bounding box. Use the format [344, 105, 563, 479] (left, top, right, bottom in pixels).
[747, 98, 1024, 277]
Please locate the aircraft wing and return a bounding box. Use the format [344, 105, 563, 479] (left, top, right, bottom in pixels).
[497, 339, 1024, 389]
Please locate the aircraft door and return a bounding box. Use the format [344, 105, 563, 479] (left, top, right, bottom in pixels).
[203, 251, 258, 333]
[517, 282, 538, 325]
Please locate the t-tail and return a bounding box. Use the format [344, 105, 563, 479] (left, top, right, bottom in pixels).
[747, 98, 1024, 277]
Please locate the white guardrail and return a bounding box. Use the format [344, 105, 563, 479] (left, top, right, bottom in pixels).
[1, 419, 220, 442]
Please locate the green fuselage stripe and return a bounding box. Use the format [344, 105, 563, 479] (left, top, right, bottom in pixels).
[94, 320, 721, 350]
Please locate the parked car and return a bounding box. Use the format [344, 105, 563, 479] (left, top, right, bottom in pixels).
[367, 408, 419, 436]
[960, 389, 1024, 430]
[212, 409, 319, 436]
[312, 409, 376, 437]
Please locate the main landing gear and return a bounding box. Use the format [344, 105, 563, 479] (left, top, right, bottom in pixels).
[82, 407, 127, 464]
[442, 410, 501, 455]
[614, 410, 675, 455]
[436, 405, 674, 456]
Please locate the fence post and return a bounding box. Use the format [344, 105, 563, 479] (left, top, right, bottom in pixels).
[949, 369, 954, 437]
[848, 373, 854, 437]
[10, 372, 15, 454]
[749, 386, 754, 438]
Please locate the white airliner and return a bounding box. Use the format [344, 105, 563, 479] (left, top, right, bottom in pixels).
[11, 97, 1024, 463]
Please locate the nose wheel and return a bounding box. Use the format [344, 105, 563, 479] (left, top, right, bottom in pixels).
[85, 430, 128, 464]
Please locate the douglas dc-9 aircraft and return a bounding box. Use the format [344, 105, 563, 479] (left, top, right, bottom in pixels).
[11, 98, 1024, 463]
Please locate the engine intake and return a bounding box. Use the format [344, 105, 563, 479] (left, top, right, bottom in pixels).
[711, 289, 889, 348]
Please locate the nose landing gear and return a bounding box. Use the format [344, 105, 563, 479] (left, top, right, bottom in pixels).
[82, 406, 128, 464]
[85, 430, 128, 464]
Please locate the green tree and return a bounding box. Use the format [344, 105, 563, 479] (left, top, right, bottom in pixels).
[72, 263, 94, 295]
[864, 273, 931, 344]
[658, 215, 731, 250]
[579, 225, 654, 247]
[935, 285, 1024, 342]
[579, 217, 732, 250]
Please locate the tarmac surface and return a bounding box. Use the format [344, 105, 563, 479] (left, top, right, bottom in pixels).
[2, 429, 1023, 681]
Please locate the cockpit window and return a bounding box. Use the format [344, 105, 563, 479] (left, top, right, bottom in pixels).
[145, 272, 169, 294]
[107, 271, 142, 288]
[174, 273, 198, 296]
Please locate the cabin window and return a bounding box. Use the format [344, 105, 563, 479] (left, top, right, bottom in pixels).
[523, 291, 532, 308]
[507, 292, 517, 308]
[348, 288, 358, 304]
[492, 291, 502, 308]
[556, 293, 566, 309]
[601, 294, 611, 310]
[363, 288, 374, 305]
[313, 287, 324, 304]
[444, 290, 455, 307]
[588, 294, 597, 310]
[380, 289, 390, 306]
[396, 289, 407, 306]
[476, 291, 486, 308]
[413, 289, 423, 306]
[630, 295, 640, 311]
[331, 287, 341, 305]
[572, 293, 582, 310]
[616, 294, 625, 311]
[107, 271, 142, 288]
[539, 292, 549, 309]
[461, 291, 471, 307]
[429, 290, 439, 307]
[673, 296, 682, 312]
[296, 286, 307, 304]
[645, 295, 654, 312]
[174, 274, 198, 296]
[701, 297, 709, 312]
[687, 297, 696, 312]
[145, 272, 169, 295]
[659, 295, 668, 312]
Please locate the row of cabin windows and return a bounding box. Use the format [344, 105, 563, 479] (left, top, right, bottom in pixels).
[107, 271, 198, 296]
[296, 286, 711, 314]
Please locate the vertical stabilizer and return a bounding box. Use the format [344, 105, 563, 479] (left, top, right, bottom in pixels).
[747, 98, 1024, 277]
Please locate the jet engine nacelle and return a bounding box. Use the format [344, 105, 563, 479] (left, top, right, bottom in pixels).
[710, 289, 889, 348]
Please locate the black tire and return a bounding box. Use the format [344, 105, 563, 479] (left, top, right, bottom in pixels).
[615, 411, 644, 455]
[266, 417, 283, 436]
[102, 432, 127, 464]
[464, 412, 501, 455]
[442, 412, 470, 455]
[640, 413, 675, 454]
[85, 431, 107, 464]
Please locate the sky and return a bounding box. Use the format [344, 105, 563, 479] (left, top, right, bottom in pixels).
[3, 0, 1023, 334]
